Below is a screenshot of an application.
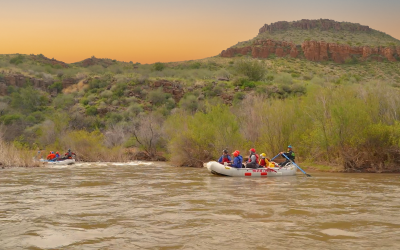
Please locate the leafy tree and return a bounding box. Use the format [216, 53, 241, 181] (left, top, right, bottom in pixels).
[11, 87, 49, 114]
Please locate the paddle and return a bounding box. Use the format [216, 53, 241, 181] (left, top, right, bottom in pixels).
[270, 153, 281, 161]
[281, 153, 311, 177]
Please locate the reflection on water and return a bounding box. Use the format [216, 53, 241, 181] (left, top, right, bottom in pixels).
[1, 162, 400, 249]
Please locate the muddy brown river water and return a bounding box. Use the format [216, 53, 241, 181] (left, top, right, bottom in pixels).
[1, 162, 400, 249]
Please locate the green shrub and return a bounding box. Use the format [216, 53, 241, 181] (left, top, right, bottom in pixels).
[10, 55, 24, 65]
[89, 79, 108, 90]
[86, 106, 98, 116]
[179, 95, 198, 113]
[189, 62, 202, 69]
[11, 87, 49, 114]
[234, 92, 245, 101]
[48, 81, 63, 92]
[235, 59, 266, 81]
[127, 103, 143, 116]
[153, 62, 165, 71]
[0, 114, 21, 125]
[275, 73, 293, 84]
[148, 88, 168, 106]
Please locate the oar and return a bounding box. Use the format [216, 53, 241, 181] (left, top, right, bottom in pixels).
[270, 153, 280, 161]
[282, 153, 311, 177]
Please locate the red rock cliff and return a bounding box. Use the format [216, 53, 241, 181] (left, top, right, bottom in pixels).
[221, 39, 400, 63]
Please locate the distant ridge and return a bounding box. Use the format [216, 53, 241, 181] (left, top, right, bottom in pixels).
[259, 19, 370, 34]
[221, 19, 400, 63]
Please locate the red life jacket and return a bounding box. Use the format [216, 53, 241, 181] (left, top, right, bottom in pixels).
[222, 155, 230, 163]
[248, 153, 259, 163]
[259, 158, 267, 167]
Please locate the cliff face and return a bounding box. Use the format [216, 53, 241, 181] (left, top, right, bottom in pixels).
[221, 39, 400, 63]
[259, 19, 370, 34]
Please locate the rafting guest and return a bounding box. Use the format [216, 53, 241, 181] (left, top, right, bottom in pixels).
[55, 152, 60, 160]
[47, 151, 56, 161]
[64, 149, 76, 159]
[229, 150, 243, 168]
[246, 148, 259, 169]
[258, 153, 270, 168]
[279, 145, 295, 167]
[218, 149, 232, 164]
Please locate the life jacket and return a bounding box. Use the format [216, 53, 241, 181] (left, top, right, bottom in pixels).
[222, 155, 230, 163]
[47, 154, 56, 160]
[258, 158, 267, 167]
[65, 151, 74, 159]
[248, 152, 259, 163]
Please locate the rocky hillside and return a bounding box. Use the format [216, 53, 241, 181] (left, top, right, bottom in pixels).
[221, 19, 400, 63]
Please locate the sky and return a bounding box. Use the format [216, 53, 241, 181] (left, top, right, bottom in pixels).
[1, 0, 399, 64]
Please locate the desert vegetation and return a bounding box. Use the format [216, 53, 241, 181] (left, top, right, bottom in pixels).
[0, 51, 400, 171]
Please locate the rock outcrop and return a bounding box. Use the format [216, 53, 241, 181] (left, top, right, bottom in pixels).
[221, 38, 400, 63]
[259, 19, 370, 34]
[0, 74, 54, 90]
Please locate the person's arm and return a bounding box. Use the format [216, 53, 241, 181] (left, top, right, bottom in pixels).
[227, 155, 232, 162]
[231, 157, 239, 168]
[218, 156, 223, 163]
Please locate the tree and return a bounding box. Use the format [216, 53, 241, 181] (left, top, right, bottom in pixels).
[11, 87, 49, 114]
[131, 114, 164, 158]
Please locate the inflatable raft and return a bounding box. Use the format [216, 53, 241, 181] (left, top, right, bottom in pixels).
[206, 161, 297, 177]
[40, 159, 76, 165]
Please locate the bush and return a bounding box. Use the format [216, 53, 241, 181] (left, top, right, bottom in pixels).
[53, 94, 75, 110]
[10, 55, 24, 65]
[148, 88, 168, 106]
[235, 59, 266, 81]
[11, 87, 49, 114]
[153, 62, 165, 71]
[86, 106, 98, 116]
[89, 79, 108, 90]
[127, 103, 143, 116]
[275, 73, 293, 85]
[165, 105, 244, 167]
[0, 114, 21, 125]
[234, 92, 245, 101]
[48, 81, 63, 93]
[189, 62, 202, 69]
[179, 95, 198, 113]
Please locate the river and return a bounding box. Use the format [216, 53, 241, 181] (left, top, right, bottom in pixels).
[1, 162, 400, 249]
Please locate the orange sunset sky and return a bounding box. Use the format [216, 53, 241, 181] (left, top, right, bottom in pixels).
[2, 0, 400, 64]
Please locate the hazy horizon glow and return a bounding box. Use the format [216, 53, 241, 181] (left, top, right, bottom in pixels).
[2, 0, 399, 64]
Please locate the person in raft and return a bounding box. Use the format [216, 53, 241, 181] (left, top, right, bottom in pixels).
[229, 150, 243, 168]
[258, 153, 270, 168]
[218, 149, 232, 164]
[279, 145, 295, 167]
[47, 151, 56, 161]
[246, 148, 259, 169]
[55, 152, 60, 160]
[64, 149, 76, 159]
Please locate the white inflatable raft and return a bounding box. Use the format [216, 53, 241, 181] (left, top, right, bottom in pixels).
[206, 161, 297, 177]
[39, 159, 76, 165]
